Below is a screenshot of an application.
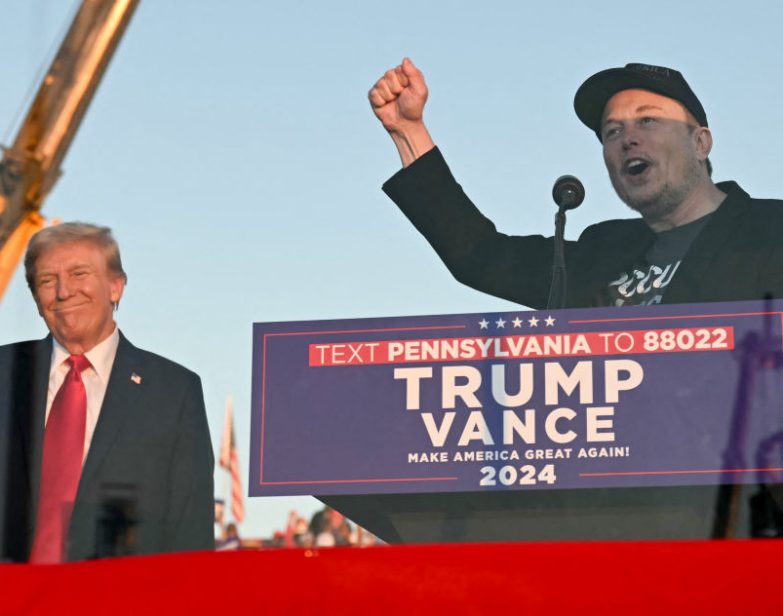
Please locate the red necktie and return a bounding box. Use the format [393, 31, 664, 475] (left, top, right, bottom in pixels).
[29, 354, 91, 564]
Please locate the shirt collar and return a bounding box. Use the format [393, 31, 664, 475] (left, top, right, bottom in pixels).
[51, 327, 120, 383]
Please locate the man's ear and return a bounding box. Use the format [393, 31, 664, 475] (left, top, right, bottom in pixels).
[109, 275, 125, 305]
[694, 126, 713, 162]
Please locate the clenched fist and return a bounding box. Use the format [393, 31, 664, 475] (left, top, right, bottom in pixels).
[369, 58, 434, 166]
[369, 58, 428, 132]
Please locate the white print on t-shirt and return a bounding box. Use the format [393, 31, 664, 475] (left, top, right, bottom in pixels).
[608, 261, 681, 306]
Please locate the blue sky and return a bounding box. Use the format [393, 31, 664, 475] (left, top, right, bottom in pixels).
[2, 0, 782, 538]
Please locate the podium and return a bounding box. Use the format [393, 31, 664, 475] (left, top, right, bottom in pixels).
[252, 300, 783, 543]
[323, 483, 781, 543]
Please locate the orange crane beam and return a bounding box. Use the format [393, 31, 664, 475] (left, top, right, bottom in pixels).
[0, 0, 140, 299]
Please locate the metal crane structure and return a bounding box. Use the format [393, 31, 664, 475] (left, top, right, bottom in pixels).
[0, 0, 139, 300]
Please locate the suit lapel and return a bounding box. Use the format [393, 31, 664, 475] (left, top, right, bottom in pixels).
[18, 337, 52, 518]
[663, 183, 746, 304]
[77, 332, 145, 494]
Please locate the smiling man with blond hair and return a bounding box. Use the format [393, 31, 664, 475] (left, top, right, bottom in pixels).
[0, 222, 214, 563]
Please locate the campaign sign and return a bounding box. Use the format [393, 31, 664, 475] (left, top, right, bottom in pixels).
[249, 300, 783, 497]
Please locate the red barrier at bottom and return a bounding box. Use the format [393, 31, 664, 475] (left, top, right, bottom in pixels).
[1, 540, 779, 614]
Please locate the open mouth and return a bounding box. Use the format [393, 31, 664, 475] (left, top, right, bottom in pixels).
[625, 158, 650, 177]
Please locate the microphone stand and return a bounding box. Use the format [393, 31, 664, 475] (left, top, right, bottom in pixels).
[547, 176, 583, 310]
[547, 205, 568, 310]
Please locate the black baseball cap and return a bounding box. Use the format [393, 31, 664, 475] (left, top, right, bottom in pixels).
[574, 63, 708, 141]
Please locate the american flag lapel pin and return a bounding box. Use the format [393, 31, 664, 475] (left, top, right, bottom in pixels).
[130, 372, 142, 385]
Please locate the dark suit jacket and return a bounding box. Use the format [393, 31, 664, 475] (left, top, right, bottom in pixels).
[378, 148, 783, 539]
[383, 147, 783, 308]
[0, 332, 214, 562]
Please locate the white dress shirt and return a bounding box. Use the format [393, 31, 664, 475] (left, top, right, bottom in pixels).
[45, 327, 120, 464]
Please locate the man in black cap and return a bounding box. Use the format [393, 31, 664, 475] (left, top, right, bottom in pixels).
[369, 59, 783, 307]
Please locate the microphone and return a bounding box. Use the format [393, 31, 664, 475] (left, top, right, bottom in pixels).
[547, 175, 585, 310]
[552, 175, 585, 210]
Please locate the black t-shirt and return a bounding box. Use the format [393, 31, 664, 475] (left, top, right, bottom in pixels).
[606, 214, 713, 306]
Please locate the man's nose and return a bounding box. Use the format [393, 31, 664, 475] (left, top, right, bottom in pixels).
[55, 275, 73, 299]
[622, 126, 640, 150]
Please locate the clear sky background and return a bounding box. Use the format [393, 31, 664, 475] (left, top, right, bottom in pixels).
[2, 0, 782, 538]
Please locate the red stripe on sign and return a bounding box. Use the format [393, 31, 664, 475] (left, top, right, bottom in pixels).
[309, 326, 734, 366]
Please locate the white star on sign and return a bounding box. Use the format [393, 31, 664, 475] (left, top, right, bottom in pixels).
[512, 317, 523, 328]
[528, 316, 539, 327]
[545, 316, 556, 327]
[495, 318, 506, 328]
[479, 319, 489, 329]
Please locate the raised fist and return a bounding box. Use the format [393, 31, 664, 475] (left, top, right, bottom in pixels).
[368, 58, 428, 133]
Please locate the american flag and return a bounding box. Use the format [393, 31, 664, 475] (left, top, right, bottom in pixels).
[219, 396, 245, 523]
